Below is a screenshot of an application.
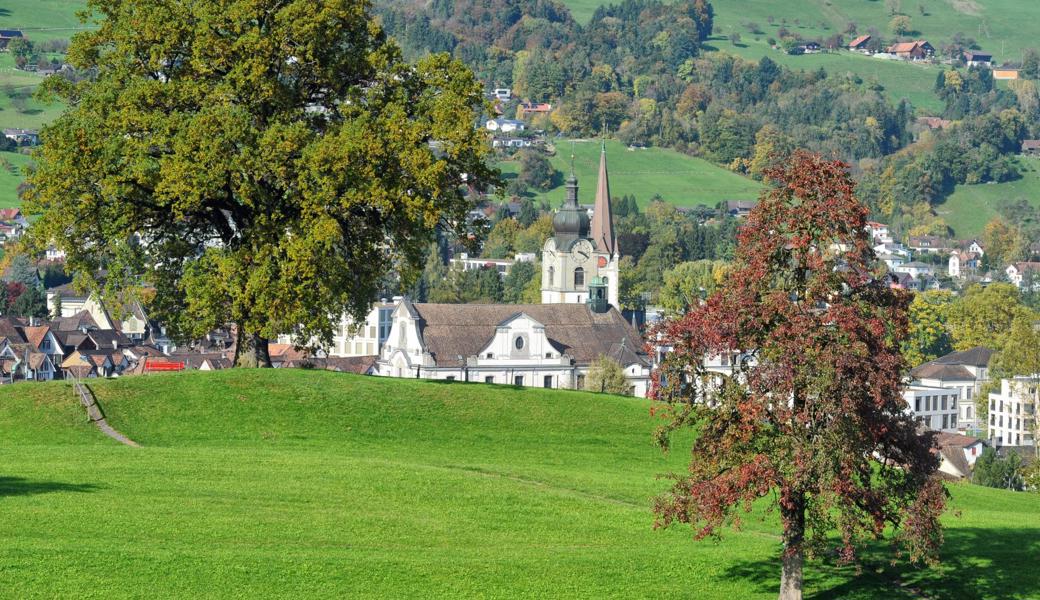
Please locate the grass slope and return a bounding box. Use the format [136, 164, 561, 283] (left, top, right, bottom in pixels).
[499, 139, 763, 208]
[1, 369, 1038, 598]
[937, 156, 1040, 238]
[0, 0, 90, 42]
[0, 151, 30, 208]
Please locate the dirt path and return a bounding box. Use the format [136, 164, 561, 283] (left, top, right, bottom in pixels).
[73, 381, 140, 448]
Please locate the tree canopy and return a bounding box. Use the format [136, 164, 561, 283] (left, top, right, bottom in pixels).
[651, 153, 944, 599]
[23, 0, 494, 365]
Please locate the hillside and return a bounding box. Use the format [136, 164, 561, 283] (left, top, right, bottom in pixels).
[1, 369, 1036, 598]
[499, 139, 763, 208]
[937, 156, 1040, 238]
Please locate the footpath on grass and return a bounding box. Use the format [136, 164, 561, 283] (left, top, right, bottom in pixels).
[73, 380, 140, 447]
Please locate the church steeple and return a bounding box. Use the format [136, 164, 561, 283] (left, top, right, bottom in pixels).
[591, 143, 617, 256]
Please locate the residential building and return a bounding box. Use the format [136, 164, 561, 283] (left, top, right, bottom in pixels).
[3, 128, 39, 146]
[485, 118, 525, 133]
[887, 40, 934, 60]
[847, 34, 872, 52]
[948, 251, 980, 279]
[866, 221, 893, 244]
[878, 252, 906, 271]
[907, 235, 950, 253]
[893, 261, 935, 279]
[724, 200, 757, 218]
[911, 346, 993, 433]
[491, 88, 512, 101]
[542, 145, 620, 309]
[903, 384, 960, 432]
[0, 29, 23, 51]
[1006, 262, 1040, 289]
[873, 241, 910, 258]
[376, 300, 652, 396]
[936, 432, 987, 479]
[963, 51, 993, 67]
[517, 102, 552, 117]
[988, 377, 1037, 447]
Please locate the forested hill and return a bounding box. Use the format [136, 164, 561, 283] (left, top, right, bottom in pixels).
[377, 0, 1040, 243]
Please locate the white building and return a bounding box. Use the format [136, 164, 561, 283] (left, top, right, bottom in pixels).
[948, 251, 980, 279]
[866, 221, 893, 244]
[542, 145, 620, 309]
[936, 432, 987, 479]
[485, 118, 526, 133]
[988, 377, 1037, 447]
[377, 300, 652, 396]
[492, 88, 512, 101]
[878, 252, 906, 271]
[893, 261, 934, 278]
[903, 384, 960, 432]
[911, 346, 993, 433]
[450, 252, 535, 279]
[1006, 262, 1040, 289]
[278, 301, 396, 358]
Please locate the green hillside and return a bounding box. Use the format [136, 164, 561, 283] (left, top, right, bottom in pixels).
[499, 139, 763, 208]
[938, 156, 1040, 238]
[0, 151, 30, 208]
[0, 0, 89, 42]
[1, 369, 1036, 598]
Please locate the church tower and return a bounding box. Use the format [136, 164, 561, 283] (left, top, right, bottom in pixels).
[541, 144, 620, 309]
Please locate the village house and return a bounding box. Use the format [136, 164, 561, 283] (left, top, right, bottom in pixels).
[451, 252, 536, 279]
[723, 200, 757, 218]
[0, 30, 23, 51]
[847, 34, 871, 53]
[988, 377, 1037, 447]
[485, 118, 525, 133]
[491, 137, 533, 149]
[887, 40, 934, 60]
[491, 88, 512, 101]
[3, 128, 39, 146]
[963, 51, 993, 67]
[1006, 262, 1040, 289]
[936, 432, 987, 479]
[866, 221, 893, 244]
[796, 41, 821, 54]
[1021, 140, 1040, 156]
[517, 102, 552, 118]
[907, 235, 950, 253]
[911, 347, 993, 434]
[948, 250, 981, 279]
[893, 261, 935, 279]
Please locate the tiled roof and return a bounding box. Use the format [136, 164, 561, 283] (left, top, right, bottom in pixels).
[405, 302, 648, 368]
[21, 325, 50, 352]
[937, 432, 983, 448]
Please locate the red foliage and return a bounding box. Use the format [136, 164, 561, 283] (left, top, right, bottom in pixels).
[650, 152, 944, 567]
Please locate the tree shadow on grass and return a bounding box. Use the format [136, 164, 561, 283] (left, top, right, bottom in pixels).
[720, 527, 1040, 600]
[0, 476, 100, 498]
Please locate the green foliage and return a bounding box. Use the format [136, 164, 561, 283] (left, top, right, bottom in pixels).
[658, 260, 727, 315]
[23, 0, 494, 363]
[902, 290, 954, 367]
[10, 283, 48, 318]
[948, 284, 1033, 352]
[585, 355, 632, 395]
[5, 254, 39, 288]
[502, 260, 537, 303]
[516, 150, 559, 193]
[972, 448, 1025, 491]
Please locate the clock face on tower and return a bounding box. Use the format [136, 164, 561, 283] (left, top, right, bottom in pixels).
[597, 256, 608, 268]
[573, 239, 592, 263]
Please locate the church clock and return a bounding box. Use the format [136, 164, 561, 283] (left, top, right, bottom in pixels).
[573, 239, 592, 263]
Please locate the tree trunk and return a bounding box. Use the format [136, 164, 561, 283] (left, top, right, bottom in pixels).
[778, 491, 805, 600]
[235, 330, 272, 368]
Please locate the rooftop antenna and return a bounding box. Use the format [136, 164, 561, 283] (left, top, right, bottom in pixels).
[569, 141, 576, 176]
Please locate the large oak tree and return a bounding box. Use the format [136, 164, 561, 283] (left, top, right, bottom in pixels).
[651, 153, 945, 600]
[23, 0, 493, 365]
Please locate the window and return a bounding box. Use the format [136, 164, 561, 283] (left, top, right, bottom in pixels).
[484, 376, 494, 384]
[545, 352, 553, 358]
[915, 397, 921, 412]
[486, 352, 493, 359]
[543, 375, 553, 388]
[967, 388, 973, 400]
[548, 266, 554, 287]
[966, 406, 973, 419]
[941, 396, 947, 410]
[971, 447, 977, 456]
[576, 374, 586, 390]
[514, 375, 524, 386]
[574, 267, 585, 288]
[514, 336, 525, 350]
[446, 376, 455, 382]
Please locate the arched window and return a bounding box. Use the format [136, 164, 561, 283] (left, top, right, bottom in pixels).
[574, 267, 585, 288]
[548, 266, 555, 287]
[601, 276, 608, 286]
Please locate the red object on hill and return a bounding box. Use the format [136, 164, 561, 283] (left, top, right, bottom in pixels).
[144, 358, 185, 372]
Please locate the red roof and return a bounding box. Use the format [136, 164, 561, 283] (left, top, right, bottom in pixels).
[848, 35, 871, 48]
[144, 358, 185, 372]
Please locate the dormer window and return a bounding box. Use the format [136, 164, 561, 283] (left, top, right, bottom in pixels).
[486, 352, 493, 359]
[514, 336, 525, 350]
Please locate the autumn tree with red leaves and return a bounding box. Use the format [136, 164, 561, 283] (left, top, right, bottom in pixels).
[650, 153, 945, 600]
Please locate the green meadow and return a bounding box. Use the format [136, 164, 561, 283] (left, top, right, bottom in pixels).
[0, 151, 29, 208]
[937, 156, 1040, 238]
[0, 0, 90, 42]
[1, 369, 1037, 598]
[498, 139, 763, 208]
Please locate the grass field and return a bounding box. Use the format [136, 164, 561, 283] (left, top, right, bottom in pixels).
[937, 156, 1040, 238]
[499, 139, 763, 208]
[0, 0, 90, 42]
[1, 369, 1037, 597]
[0, 151, 30, 208]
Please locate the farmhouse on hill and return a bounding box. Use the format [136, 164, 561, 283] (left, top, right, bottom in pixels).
[1021, 140, 1040, 155]
[887, 40, 934, 60]
[0, 29, 23, 51]
[963, 51, 993, 67]
[847, 34, 871, 52]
